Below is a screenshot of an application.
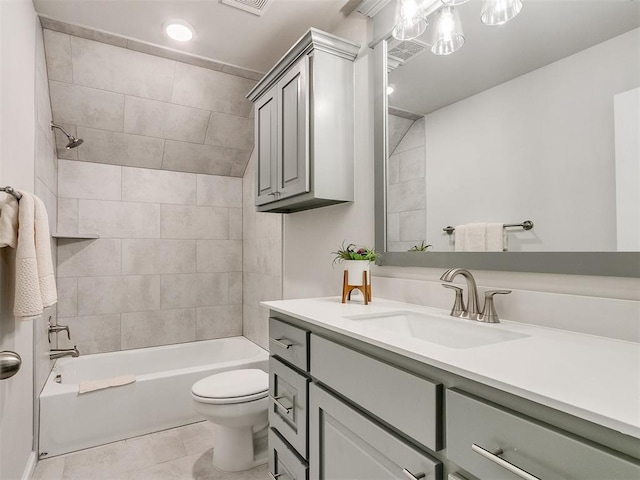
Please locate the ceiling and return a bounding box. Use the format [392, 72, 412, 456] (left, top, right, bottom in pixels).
[388, 0, 640, 115]
[32, 0, 358, 73]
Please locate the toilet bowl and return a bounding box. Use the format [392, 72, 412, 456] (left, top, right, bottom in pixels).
[191, 369, 269, 472]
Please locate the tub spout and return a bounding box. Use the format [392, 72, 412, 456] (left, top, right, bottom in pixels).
[50, 346, 80, 360]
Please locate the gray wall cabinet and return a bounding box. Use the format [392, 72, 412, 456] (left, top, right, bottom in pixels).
[248, 29, 360, 214]
[267, 311, 640, 480]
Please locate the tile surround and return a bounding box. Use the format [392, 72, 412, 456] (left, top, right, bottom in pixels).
[43, 29, 257, 178]
[57, 160, 243, 352]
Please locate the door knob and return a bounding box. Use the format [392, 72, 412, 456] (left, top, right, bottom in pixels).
[0, 351, 22, 380]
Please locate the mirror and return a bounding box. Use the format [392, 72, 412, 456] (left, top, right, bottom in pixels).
[374, 0, 640, 276]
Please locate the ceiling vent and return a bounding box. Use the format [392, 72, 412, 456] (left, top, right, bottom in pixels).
[220, 0, 273, 16]
[387, 38, 429, 64]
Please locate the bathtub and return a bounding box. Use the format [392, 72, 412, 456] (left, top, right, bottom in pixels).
[39, 336, 268, 457]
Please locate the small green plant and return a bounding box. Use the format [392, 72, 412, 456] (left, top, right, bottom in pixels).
[408, 241, 432, 252]
[332, 242, 380, 266]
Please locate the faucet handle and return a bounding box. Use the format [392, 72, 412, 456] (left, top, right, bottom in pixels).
[479, 290, 512, 324]
[442, 284, 466, 317]
[48, 321, 71, 342]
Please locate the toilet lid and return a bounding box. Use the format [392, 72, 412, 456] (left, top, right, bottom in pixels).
[192, 369, 268, 401]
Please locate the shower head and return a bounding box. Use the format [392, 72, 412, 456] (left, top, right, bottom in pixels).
[50, 122, 84, 149]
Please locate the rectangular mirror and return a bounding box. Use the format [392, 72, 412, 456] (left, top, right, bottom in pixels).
[374, 0, 640, 277]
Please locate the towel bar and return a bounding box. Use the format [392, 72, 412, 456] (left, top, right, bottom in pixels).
[1, 186, 22, 201]
[443, 220, 533, 235]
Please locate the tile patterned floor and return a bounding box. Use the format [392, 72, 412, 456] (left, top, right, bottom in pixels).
[32, 422, 269, 480]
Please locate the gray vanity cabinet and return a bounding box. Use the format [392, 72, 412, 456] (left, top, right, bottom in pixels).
[309, 383, 442, 480]
[248, 28, 359, 213]
[447, 389, 640, 480]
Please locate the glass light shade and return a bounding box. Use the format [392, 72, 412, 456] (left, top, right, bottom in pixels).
[481, 0, 523, 26]
[441, 0, 470, 5]
[430, 6, 465, 56]
[392, 0, 428, 41]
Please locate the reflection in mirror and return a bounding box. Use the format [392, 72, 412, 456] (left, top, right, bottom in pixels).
[385, 0, 639, 253]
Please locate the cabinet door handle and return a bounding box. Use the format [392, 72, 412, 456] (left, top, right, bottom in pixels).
[472, 443, 541, 480]
[402, 468, 426, 479]
[270, 337, 294, 349]
[270, 395, 293, 414]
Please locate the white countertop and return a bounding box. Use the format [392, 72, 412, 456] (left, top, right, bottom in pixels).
[262, 297, 640, 439]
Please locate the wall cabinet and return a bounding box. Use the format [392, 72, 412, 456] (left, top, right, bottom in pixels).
[267, 311, 640, 480]
[248, 29, 359, 213]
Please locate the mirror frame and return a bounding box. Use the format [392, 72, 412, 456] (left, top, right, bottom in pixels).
[373, 40, 640, 278]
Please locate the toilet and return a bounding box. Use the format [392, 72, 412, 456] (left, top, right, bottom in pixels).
[191, 369, 269, 472]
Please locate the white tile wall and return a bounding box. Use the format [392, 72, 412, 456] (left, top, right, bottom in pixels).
[43, 30, 256, 177]
[57, 160, 244, 353]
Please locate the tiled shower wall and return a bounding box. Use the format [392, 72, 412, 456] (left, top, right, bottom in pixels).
[42, 29, 257, 176]
[387, 116, 426, 252]
[56, 160, 243, 354]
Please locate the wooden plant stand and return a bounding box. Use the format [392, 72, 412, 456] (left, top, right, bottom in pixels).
[341, 270, 372, 305]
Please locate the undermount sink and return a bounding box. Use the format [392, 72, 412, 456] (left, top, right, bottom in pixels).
[344, 311, 529, 349]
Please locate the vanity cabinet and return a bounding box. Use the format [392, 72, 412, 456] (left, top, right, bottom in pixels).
[447, 389, 640, 480]
[247, 28, 359, 213]
[267, 310, 640, 480]
[310, 383, 442, 480]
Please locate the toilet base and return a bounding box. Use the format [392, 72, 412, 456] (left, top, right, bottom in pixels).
[212, 424, 268, 472]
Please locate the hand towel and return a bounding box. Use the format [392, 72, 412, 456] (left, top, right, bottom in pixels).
[454, 225, 466, 251]
[13, 191, 57, 319]
[486, 222, 507, 252]
[0, 195, 19, 248]
[78, 374, 137, 394]
[464, 223, 487, 251]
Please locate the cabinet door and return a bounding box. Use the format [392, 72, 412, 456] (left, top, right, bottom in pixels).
[309, 384, 442, 480]
[277, 56, 309, 200]
[255, 86, 278, 206]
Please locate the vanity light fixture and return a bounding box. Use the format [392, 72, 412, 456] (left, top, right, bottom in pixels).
[481, 0, 523, 26]
[430, 6, 465, 55]
[392, 0, 428, 41]
[163, 20, 195, 42]
[391, 0, 523, 55]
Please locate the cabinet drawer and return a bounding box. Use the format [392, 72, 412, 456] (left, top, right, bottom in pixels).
[310, 383, 442, 480]
[269, 428, 308, 480]
[269, 357, 309, 458]
[447, 389, 640, 480]
[310, 335, 442, 452]
[270, 317, 309, 372]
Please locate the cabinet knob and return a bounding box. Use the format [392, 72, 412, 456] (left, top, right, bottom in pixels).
[402, 468, 426, 479]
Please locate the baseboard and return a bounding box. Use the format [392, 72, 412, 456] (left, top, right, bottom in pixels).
[21, 451, 37, 480]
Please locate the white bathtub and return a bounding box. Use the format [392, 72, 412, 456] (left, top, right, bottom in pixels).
[39, 336, 268, 457]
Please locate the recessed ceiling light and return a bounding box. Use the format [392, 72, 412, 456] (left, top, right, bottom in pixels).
[163, 20, 195, 42]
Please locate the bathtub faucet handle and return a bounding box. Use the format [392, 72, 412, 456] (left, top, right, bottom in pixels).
[48, 321, 71, 342]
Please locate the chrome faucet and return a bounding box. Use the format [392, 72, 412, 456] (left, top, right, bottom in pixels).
[50, 346, 79, 360]
[48, 318, 71, 343]
[440, 268, 481, 320]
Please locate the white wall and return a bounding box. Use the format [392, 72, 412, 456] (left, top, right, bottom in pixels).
[0, 1, 37, 478]
[424, 29, 639, 252]
[280, 14, 639, 344]
[282, 14, 374, 300]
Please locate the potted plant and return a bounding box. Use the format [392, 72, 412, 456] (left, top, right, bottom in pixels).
[332, 242, 380, 286]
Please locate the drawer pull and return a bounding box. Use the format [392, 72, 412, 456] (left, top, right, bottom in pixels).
[271, 337, 295, 349]
[268, 474, 283, 480]
[402, 468, 426, 479]
[270, 394, 293, 414]
[472, 443, 541, 480]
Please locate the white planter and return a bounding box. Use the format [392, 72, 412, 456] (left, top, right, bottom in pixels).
[344, 260, 371, 286]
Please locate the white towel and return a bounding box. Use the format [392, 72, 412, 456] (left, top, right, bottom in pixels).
[486, 223, 507, 252]
[455, 223, 506, 251]
[0, 195, 19, 248]
[13, 192, 57, 319]
[78, 374, 137, 394]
